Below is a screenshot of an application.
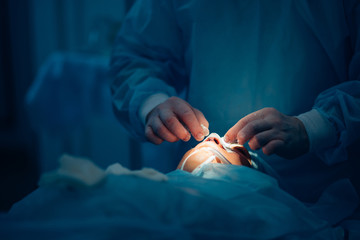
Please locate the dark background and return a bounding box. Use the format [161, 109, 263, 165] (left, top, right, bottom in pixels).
[0, 0, 134, 211]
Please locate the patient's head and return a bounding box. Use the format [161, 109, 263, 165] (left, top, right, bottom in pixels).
[177, 133, 252, 173]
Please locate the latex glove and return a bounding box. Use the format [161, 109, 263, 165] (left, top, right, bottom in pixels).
[145, 96, 209, 145]
[224, 108, 309, 159]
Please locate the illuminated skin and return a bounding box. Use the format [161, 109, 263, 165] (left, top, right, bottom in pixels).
[177, 133, 252, 173]
[146, 99, 308, 159]
[145, 97, 209, 144]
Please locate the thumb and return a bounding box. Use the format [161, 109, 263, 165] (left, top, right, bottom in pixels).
[193, 108, 209, 136]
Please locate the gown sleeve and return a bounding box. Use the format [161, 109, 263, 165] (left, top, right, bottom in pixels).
[109, 0, 186, 141]
[311, 1, 360, 165]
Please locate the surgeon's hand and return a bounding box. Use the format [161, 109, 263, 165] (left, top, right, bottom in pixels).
[224, 108, 309, 159]
[145, 97, 209, 145]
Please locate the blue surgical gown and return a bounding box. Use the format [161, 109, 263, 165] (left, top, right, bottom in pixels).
[110, 0, 360, 203]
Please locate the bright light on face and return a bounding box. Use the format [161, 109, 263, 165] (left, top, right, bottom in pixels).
[177, 133, 252, 173]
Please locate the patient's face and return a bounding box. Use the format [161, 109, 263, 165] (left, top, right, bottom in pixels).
[177, 133, 252, 173]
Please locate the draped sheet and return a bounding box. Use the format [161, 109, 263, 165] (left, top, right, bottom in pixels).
[1, 160, 358, 239]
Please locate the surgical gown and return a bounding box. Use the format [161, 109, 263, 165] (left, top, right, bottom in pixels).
[110, 0, 360, 203]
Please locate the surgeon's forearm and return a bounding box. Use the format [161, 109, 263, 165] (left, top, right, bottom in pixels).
[296, 109, 337, 154]
[139, 93, 170, 126]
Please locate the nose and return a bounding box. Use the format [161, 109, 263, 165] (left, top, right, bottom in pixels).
[205, 134, 222, 146]
[208, 137, 220, 144]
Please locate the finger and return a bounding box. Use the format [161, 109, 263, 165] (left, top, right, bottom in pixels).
[248, 129, 279, 150]
[193, 108, 209, 135]
[262, 139, 284, 155]
[225, 109, 266, 143]
[145, 125, 164, 145]
[150, 116, 179, 143]
[159, 110, 191, 141]
[174, 104, 204, 141]
[236, 119, 272, 145]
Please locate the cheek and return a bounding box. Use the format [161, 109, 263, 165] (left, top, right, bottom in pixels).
[222, 150, 251, 167]
[177, 150, 214, 172]
[230, 152, 252, 167]
[223, 152, 241, 165]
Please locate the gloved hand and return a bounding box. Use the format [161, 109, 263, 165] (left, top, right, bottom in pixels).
[145, 97, 209, 145]
[224, 108, 309, 159]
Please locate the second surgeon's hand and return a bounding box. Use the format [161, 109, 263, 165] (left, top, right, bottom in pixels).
[145, 97, 209, 145]
[224, 108, 309, 159]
